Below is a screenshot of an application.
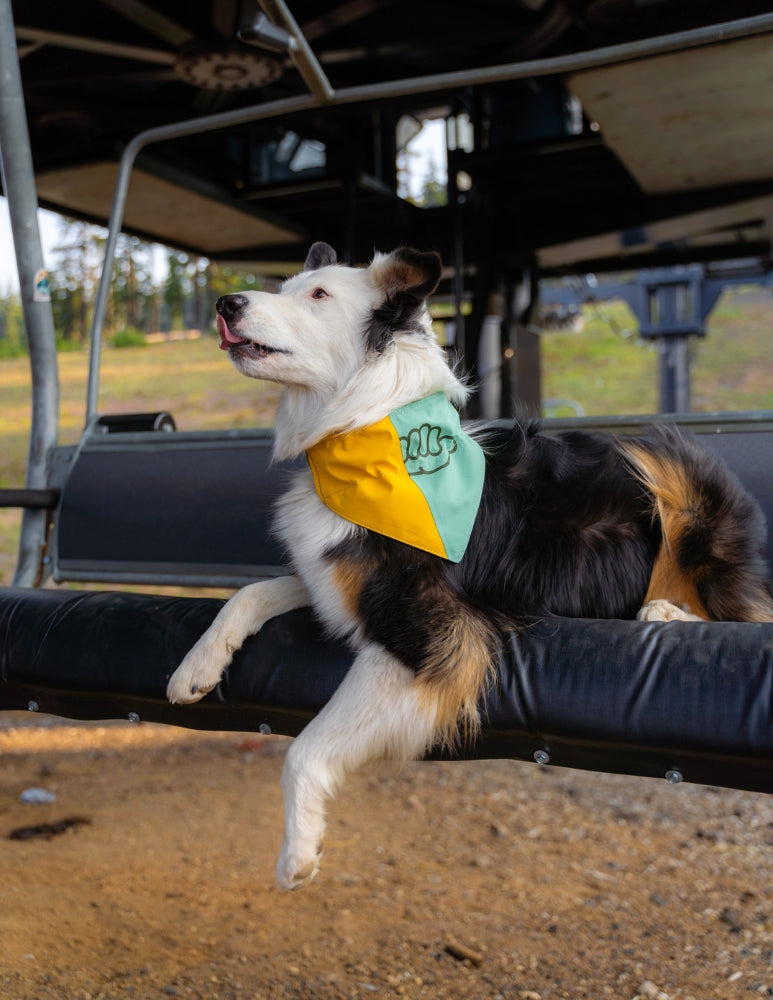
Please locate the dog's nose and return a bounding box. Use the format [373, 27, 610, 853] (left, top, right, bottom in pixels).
[216, 294, 249, 323]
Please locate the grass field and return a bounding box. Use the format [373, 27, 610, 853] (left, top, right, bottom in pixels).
[2, 286, 772, 584]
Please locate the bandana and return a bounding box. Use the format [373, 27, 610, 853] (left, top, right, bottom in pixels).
[306, 393, 485, 562]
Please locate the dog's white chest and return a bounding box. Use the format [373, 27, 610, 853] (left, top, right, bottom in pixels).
[274, 468, 362, 641]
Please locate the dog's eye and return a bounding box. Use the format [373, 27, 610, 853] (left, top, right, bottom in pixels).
[311, 287, 329, 299]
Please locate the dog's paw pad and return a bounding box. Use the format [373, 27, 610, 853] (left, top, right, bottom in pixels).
[276, 848, 322, 892]
[637, 599, 703, 622]
[284, 862, 319, 891]
[166, 659, 221, 704]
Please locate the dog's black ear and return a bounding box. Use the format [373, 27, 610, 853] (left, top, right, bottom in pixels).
[365, 248, 443, 354]
[304, 242, 337, 271]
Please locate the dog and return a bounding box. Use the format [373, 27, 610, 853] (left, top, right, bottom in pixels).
[167, 241, 773, 890]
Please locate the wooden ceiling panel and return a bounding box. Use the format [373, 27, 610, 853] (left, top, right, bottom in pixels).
[35, 163, 302, 253]
[568, 34, 773, 194]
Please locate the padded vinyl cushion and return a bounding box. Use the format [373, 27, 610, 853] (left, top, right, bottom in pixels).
[2, 587, 773, 793]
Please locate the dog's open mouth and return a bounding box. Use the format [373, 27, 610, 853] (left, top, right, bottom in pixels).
[217, 314, 277, 357]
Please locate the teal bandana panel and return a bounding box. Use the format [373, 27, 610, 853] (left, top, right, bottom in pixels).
[388, 393, 485, 561]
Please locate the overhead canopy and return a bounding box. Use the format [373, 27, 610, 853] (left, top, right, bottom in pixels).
[7, 1, 773, 273]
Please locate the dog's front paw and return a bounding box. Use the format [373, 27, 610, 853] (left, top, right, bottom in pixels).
[166, 643, 226, 704]
[637, 599, 704, 622]
[275, 839, 322, 892]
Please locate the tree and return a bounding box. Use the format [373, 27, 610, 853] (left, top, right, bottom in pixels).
[112, 235, 155, 333]
[418, 156, 447, 208]
[45, 218, 163, 341]
[48, 219, 104, 344]
[0, 213, 272, 348]
[163, 250, 191, 331]
[0, 291, 25, 355]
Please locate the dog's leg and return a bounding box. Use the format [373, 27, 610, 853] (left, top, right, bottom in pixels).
[276, 642, 437, 891]
[637, 598, 705, 622]
[167, 575, 310, 704]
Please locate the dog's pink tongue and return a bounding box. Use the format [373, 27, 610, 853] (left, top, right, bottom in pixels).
[217, 313, 248, 351]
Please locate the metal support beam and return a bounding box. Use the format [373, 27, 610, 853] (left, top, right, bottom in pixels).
[257, 0, 335, 102]
[638, 272, 703, 414]
[0, 0, 59, 586]
[657, 336, 691, 414]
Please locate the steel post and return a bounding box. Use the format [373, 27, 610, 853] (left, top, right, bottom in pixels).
[0, 0, 59, 586]
[657, 335, 691, 414]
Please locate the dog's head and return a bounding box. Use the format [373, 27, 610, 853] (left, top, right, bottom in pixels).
[216, 242, 464, 455]
[215, 242, 443, 391]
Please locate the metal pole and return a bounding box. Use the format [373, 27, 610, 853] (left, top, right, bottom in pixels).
[86, 10, 773, 418]
[258, 0, 335, 102]
[0, 0, 59, 586]
[658, 336, 691, 414]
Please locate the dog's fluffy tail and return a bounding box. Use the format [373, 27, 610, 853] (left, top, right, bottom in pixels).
[413, 603, 500, 750]
[622, 425, 773, 623]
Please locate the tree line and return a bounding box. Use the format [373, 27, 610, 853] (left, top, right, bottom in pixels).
[0, 217, 270, 356]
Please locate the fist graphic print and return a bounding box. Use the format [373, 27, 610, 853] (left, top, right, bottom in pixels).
[400, 423, 458, 476]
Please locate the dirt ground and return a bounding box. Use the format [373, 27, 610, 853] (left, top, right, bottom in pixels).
[1, 716, 772, 1000]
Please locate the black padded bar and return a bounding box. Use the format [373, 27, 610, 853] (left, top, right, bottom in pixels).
[94, 411, 176, 434]
[1, 586, 772, 793]
[0, 488, 60, 509]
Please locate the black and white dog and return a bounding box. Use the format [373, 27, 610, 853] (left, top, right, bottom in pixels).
[167, 242, 773, 890]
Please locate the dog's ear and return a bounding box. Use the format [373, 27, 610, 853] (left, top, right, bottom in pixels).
[366, 248, 443, 353]
[304, 242, 337, 271]
[371, 247, 442, 300]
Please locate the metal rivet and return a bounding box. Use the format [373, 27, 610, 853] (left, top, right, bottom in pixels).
[533, 749, 550, 765]
[665, 768, 683, 784]
[128, 711, 141, 724]
[259, 723, 272, 736]
[27, 700, 39, 713]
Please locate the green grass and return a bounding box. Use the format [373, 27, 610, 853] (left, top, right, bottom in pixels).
[2, 287, 772, 584]
[541, 300, 658, 416]
[692, 290, 773, 411]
